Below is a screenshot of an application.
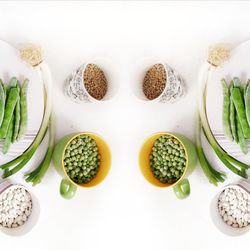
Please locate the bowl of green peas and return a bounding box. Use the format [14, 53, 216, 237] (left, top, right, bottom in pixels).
[53, 132, 111, 199]
[139, 132, 197, 199]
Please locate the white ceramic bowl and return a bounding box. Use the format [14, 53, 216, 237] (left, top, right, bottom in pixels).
[210, 181, 250, 236]
[130, 57, 185, 103]
[64, 58, 119, 103]
[0, 181, 40, 236]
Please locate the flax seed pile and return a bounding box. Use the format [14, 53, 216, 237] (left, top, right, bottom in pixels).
[83, 64, 108, 100]
[142, 64, 167, 100]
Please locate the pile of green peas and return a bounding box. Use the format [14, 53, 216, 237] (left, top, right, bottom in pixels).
[63, 135, 101, 184]
[150, 135, 187, 184]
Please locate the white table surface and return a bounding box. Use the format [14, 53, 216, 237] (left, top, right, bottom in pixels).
[1, 1, 250, 249]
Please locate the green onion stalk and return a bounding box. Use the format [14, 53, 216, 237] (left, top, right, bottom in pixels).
[197, 50, 249, 182]
[196, 114, 226, 186]
[24, 116, 54, 185]
[1, 61, 53, 181]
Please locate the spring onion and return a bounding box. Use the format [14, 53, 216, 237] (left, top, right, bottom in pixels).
[196, 115, 226, 186]
[197, 45, 250, 183]
[24, 116, 54, 185]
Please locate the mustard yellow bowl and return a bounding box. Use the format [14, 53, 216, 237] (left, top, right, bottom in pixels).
[139, 132, 197, 199]
[53, 132, 111, 199]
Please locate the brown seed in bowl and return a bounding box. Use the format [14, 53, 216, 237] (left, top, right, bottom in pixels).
[83, 64, 108, 100]
[142, 64, 167, 100]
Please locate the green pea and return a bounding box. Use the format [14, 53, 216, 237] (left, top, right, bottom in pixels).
[154, 170, 160, 175]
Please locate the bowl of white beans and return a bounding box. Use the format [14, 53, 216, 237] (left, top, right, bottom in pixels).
[0, 181, 40, 236]
[210, 181, 250, 236]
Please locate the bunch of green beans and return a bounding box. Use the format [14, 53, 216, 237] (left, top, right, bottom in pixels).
[223, 77, 250, 155]
[150, 135, 186, 184]
[0, 77, 28, 154]
[64, 135, 101, 184]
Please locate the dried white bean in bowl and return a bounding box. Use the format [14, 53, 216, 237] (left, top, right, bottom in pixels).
[218, 187, 250, 228]
[0, 186, 32, 229]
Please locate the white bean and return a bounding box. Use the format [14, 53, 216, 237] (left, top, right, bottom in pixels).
[218, 187, 250, 228]
[0, 186, 32, 228]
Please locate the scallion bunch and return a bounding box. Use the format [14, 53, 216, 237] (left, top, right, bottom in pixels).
[197, 50, 250, 185]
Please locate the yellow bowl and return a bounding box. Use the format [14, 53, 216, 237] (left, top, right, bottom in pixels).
[53, 132, 112, 198]
[139, 132, 197, 198]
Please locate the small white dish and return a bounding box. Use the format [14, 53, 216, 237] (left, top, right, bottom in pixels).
[64, 58, 119, 103]
[210, 181, 250, 236]
[0, 181, 40, 236]
[131, 57, 185, 103]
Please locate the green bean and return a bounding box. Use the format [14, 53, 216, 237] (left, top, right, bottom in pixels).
[229, 82, 238, 143]
[9, 77, 17, 88]
[1, 80, 6, 102]
[17, 79, 29, 141]
[233, 77, 241, 88]
[236, 114, 248, 154]
[244, 81, 248, 99]
[12, 83, 21, 143]
[231, 86, 250, 138]
[0, 87, 19, 139]
[2, 116, 14, 154]
[221, 79, 233, 140]
[0, 80, 5, 127]
[245, 79, 250, 127]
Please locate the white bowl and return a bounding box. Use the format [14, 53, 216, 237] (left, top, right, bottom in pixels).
[130, 57, 185, 103]
[210, 181, 250, 236]
[64, 58, 119, 103]
[0, 181, 40, 236]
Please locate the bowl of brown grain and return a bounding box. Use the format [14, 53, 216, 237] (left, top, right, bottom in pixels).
[131, 57, 185, 103]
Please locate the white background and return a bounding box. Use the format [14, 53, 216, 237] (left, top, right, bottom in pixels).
[1, 1, 250, 250]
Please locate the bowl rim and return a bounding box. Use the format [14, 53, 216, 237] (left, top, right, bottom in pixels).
[216, 184, 250, 232]
[61, 132, 112, 188]
[132, 61, 169, 102]
[139, 132, 189, 188]
[0, 183, 33, 230]
[80, 60, 118, 102]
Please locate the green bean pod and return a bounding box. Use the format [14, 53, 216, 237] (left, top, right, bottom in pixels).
[0, 87, 19, 139]
[232, 86, 250, 139]
[3, 116, 14, 154]
[0, 80, 5, 127]
[221, 79, 233, 141]
[236, 114, 248, 154]
[17, 79, 29, 141]
[9, 77, 17, 88]
[245, 79, 250, 127]
[229, 82, 238, 143]
[2, 81, 6, 103]
[12, 83, 21, 143]
[244, 81, 248, 99]
[233, 77, 241, 88]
